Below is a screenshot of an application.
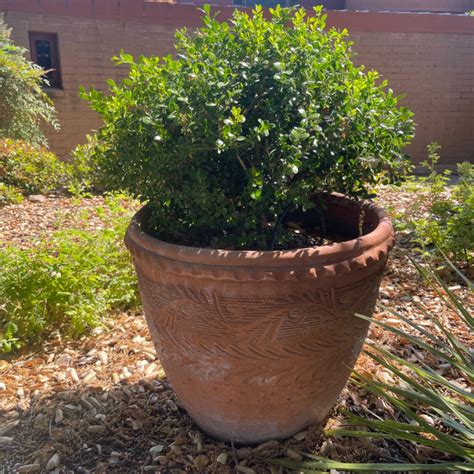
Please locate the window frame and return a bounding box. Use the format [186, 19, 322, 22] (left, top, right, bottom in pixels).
[28, 31, 63, 90]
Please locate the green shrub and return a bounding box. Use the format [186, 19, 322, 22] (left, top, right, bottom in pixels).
[399, 144, 473, 270]
[82, 6, 414, 250]
[0, 194, 139, 353]
[274, 257, 474, 472]
[0, 14, 58, 146]
[0, 138, 70, 196]
[68, 134, 112, 196]
[0, 182, 23, 205]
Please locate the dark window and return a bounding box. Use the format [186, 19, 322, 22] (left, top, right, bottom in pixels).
[29, 32, 62, 89]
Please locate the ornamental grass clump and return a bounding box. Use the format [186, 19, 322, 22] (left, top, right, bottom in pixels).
[83, 6, 414, 250]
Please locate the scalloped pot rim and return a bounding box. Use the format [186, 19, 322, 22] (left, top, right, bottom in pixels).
[125, 194, 395, 271]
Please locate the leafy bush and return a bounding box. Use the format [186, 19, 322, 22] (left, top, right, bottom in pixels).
[68, 134, 111, 196]
[0, 138, 70, 196]
[275, 257, 474, 472]
[0, 14, 58, 146]
[396, 144, 473, 271]
[0, 182, 23, 206]
[0, 135, 115, 204]
[82, 6, 414, 250]
[0, 194, 139, 353]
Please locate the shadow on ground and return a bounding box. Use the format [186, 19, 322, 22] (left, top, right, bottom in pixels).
[1, 378, 326, 473]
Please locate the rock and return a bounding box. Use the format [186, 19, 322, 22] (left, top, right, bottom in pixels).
[236, 447, 253, 460]
[286, 449, 303, 461]
[319, 440, 333, 457]
[17, 464, 41, 473]
[27, 195, 46, 203]
[87, 425, 106, 434]
[0, 420, 19, 436]
[159, 424, 172, 435]
[55, 354, 72, 367]
[193, 454, 209, 469]
[97, 351, 108, 365]
[54, 408, 63, 424]
[82, 370, 97, 383]
[46, 453, 60, 471]
[108, 454, 120, 465]
[293, 430, 307, 441]
[154, 455, 168, 466]
[419, 414, 435, 425]
[143, 466, 159, 472]
[174, 433, 187, 446]
[170, 445, 182, 456]
[149, 445, 164, 456]
[253, 440, 279, 452]
[0, 436, 13, 445]
[67, 367, 80, 382]
[216, 452, 228, 465]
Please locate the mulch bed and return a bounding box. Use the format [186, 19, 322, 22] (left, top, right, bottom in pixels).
[0, 193, 471, 473]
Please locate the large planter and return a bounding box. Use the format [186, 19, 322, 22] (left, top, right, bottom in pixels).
[125, 194, 395, 444]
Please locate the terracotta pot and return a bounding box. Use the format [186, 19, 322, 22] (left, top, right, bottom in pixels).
[125, 195, 395, 444]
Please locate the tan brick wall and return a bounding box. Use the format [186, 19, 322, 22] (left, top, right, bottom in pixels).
[349, 31, 474, 166]
[5, 11, 178, 158]
[3, 6, 474, 166]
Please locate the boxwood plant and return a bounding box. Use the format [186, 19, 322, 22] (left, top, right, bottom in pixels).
[83, 6, 414, 250]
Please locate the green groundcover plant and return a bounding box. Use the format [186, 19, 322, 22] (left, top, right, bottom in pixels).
[0, 138, 70, 197]
[399, 144, 473, 271]
[0, 136, 115, 205]
[0, 182, 23, 206]
[68, 134, 111, 196]
[83, 6, 414, 250]
[274, 257, 474, 472]
[0, 194, 139, 353]
[0, 14, 58, 146]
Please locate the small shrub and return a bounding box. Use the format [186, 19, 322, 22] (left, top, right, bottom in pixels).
[0, 182, 23, 205]
[68, 134, 112, 196]
[400, 144, 473, 271]
[0, 194, 139, 353]
[0, 14, 58, 146]
[0, 138, 69, 196]
[82, 6, 414, 250]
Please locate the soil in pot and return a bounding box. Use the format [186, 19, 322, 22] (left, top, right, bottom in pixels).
[143, 196, 371, 251]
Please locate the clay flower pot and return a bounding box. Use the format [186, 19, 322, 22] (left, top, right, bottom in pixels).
[125, 194, 395, 444]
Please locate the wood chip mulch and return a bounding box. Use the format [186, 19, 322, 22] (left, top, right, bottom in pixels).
[0, 193, 472, 473]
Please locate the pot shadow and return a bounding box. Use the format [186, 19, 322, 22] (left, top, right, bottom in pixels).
[3, 377, 323, 473]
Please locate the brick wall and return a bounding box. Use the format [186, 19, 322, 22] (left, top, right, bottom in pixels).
[1, 1, 473, 166]
[349, 30, 474, 166]
[4, 11, 178, 158]
[346, 0, 474, 13]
